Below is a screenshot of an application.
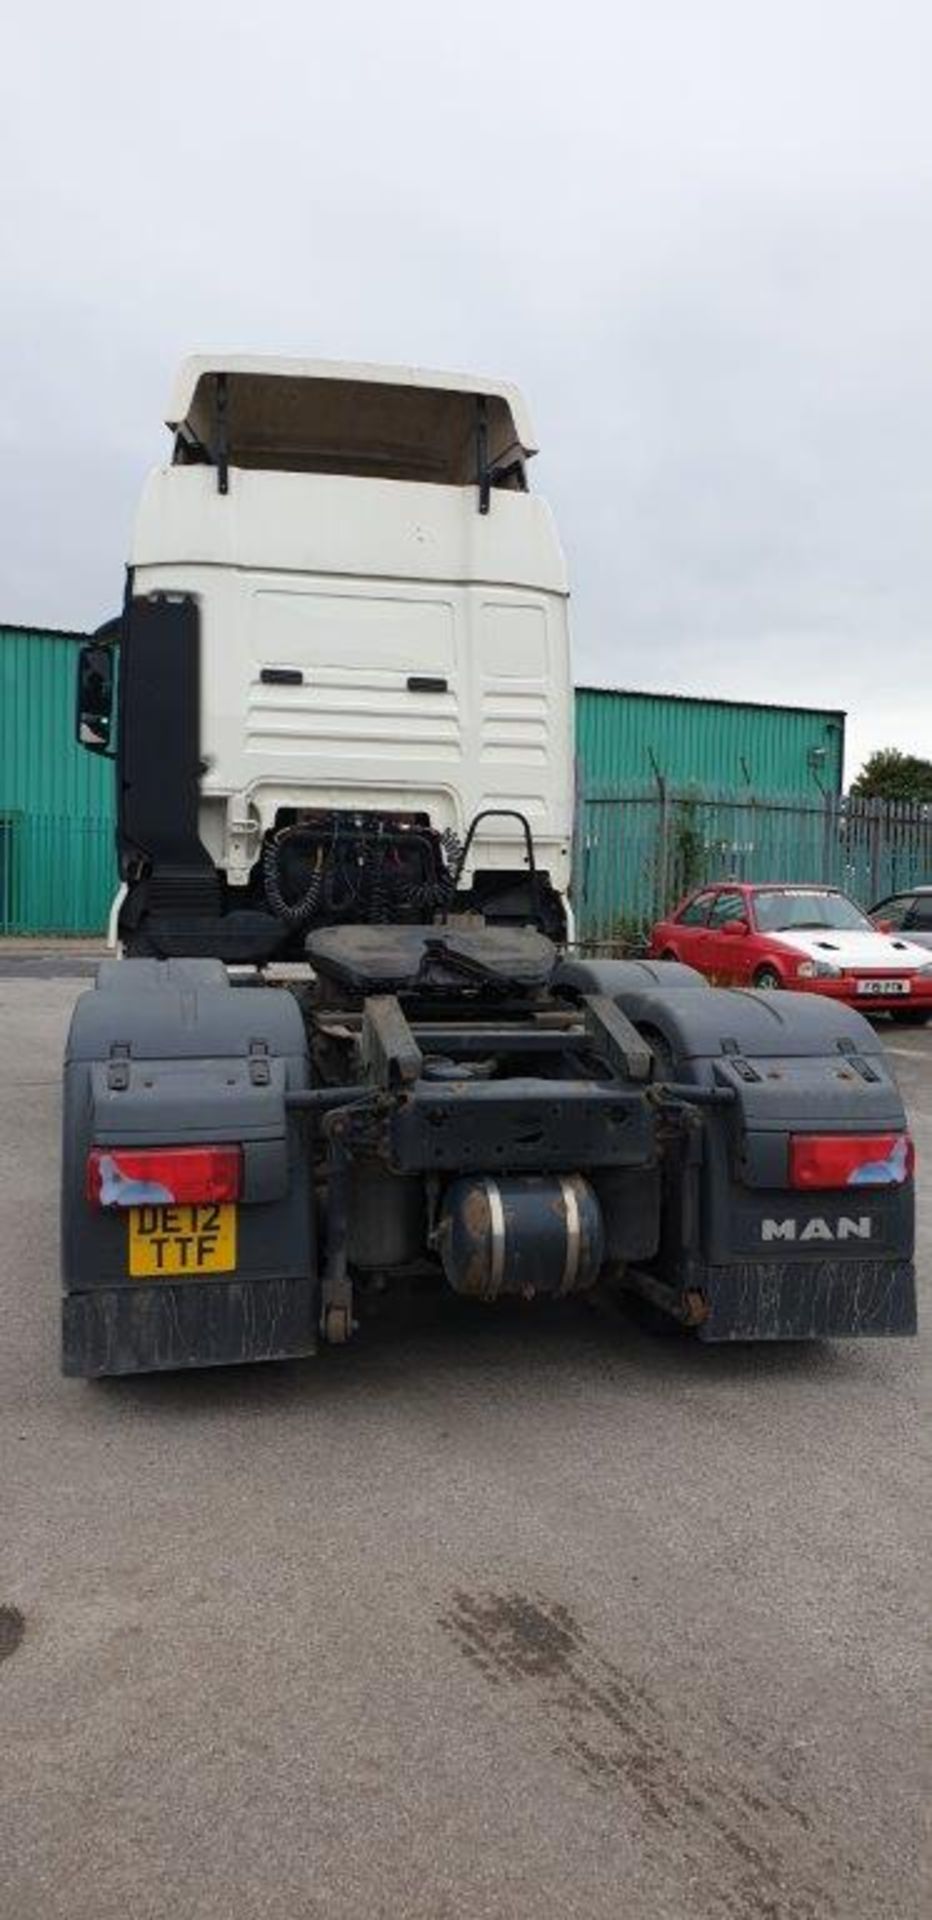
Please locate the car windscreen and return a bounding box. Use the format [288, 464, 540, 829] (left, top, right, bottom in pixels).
[754, 890, 872, 934]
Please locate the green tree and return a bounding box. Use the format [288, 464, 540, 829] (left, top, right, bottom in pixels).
[850, 749, 932, 803]
[669, 796, 707, 898]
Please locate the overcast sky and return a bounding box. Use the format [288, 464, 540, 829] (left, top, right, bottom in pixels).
[2, 0, 930, 780]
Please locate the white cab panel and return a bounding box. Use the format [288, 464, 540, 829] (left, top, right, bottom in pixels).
[132, 366, 573, 896]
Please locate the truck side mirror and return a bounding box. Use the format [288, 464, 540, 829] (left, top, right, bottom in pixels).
[76, 643, 114, 754]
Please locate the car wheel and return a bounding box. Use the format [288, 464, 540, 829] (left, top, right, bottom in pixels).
[754, 966, 783, 991]
[659, 949, 678, 962]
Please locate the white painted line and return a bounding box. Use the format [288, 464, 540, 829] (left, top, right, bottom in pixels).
[883, 1046, 929, 1059]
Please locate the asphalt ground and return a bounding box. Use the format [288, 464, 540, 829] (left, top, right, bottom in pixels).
[0, 969, 927, 1920]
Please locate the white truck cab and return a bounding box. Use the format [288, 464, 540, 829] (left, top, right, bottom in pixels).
[101, 356, 573, 959]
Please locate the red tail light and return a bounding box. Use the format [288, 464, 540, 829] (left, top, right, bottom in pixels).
[86, 1146, 242, 1208]
[789, 1133, 914, 1191]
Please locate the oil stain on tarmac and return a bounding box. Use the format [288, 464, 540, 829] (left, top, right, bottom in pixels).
[439, 1588, 857, 1920]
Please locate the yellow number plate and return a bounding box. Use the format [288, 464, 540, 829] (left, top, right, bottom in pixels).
[128, 1203, 237, 1278]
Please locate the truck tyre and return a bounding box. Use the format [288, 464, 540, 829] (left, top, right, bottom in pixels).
[625, 1018, 693, 1337]
[638, 1026, 677, 1082]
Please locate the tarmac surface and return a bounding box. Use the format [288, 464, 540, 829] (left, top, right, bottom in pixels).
[0, 965, 927, 1920]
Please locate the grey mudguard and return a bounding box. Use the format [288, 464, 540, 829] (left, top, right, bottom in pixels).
[613, 986, 916, 1340]
[554, 955, 707, 997]
[92, 957, 232, 993]
[61, 960, 316, 1376]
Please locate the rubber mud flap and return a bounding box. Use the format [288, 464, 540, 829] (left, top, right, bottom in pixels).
[695, 1258, 917, 1341]
[63, 1276, 317, 1376]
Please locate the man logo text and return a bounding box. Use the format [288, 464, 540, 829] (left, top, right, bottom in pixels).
[761, 1216, 873, 1244]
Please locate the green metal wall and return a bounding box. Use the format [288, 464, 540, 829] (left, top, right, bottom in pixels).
[575, 687, 845, 799]
[0, 625, 116, 934]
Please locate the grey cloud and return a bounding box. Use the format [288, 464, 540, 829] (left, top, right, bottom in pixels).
[1, 0, 930, 776]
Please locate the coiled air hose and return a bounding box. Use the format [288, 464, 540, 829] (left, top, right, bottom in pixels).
[262, 835, 326, 928]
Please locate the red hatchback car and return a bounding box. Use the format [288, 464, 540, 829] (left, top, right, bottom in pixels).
[649, 882, 932, 1022]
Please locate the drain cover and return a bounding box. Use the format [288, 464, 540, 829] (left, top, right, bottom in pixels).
[0, 1605, 24, 1660]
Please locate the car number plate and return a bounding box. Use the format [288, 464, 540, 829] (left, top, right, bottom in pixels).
[856, 979, 910, 997]
[128, 1203, 236, 1277]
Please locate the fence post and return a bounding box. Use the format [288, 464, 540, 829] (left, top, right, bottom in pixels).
[654, 769, 669, 920]
[822, 791, 836, 886]
[869, 800, 883, 903]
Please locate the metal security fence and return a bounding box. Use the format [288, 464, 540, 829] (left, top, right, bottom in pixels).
[573, 789, 932, 945]
[0, 812, 116, 936]
[3, 792, 929, 944]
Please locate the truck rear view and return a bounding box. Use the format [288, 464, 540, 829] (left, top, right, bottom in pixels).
[63, 357, 917, 1374]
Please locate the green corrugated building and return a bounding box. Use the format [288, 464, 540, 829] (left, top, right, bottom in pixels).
[1, 624, 117, 934]
[575, 687, 845, 798]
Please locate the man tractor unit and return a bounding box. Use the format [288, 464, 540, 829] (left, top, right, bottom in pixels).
[63, 357, 917, 1374]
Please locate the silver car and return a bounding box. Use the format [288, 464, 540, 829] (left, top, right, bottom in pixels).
[870, 886, 932, 952]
